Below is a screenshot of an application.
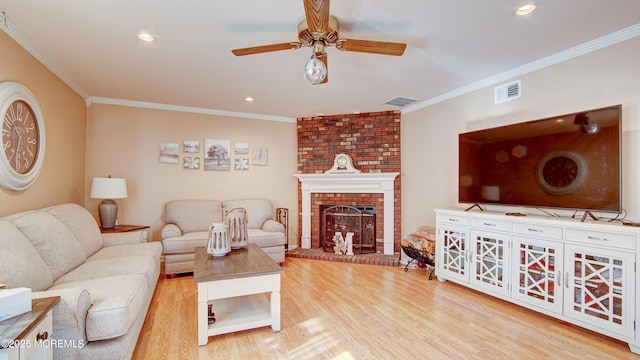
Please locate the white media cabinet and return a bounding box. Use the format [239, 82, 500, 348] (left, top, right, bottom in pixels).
[434, 208, 639, 354]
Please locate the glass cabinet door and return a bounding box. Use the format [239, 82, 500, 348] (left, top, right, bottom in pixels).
[564, 245, 635, 338]
[511, 236, 563, 314]
[470, 230, 509, 296]
[438, 226, 469, 283]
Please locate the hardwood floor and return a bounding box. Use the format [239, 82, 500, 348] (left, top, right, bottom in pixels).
[133, 258, 636, 359]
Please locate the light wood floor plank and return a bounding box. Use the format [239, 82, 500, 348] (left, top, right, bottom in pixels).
[133, 258, 636, 359]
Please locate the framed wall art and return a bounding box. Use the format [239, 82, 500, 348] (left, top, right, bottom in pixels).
[159, 142, 179, 164]
[252, 146, 268, 166]
[204, 138, 230, 171]
[234, 158, 249, 170]
[183, 156, 200, 169]
[183, 140, 200, 153]
[234, 142, 249, 154]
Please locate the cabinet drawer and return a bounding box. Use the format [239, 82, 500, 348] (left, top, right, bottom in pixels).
[471, 218, 510, 232]
[566, 228, 635, 250]
[512, 222, 562, 240]
[21, 311, 52, 360]
[437, 214, 469, 226]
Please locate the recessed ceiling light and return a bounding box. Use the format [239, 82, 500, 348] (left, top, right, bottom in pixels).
[515, 3, 539, 16]
[244, 96, 254, 102]
[137, 33, 156, 42]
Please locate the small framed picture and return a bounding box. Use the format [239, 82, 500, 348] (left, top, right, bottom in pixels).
[235, 158, 249, 170]
[160, 143, 179, 164]
[183, 156, 200, 169]
[183, 140, 200, 153]
[235, 142, 249, 154]
[252, 146, 268, 166]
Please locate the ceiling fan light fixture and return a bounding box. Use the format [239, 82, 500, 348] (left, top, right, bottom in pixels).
[303, 56, 326, 85]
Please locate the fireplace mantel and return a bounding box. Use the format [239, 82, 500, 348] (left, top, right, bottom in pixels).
[294, 172, 399, 255]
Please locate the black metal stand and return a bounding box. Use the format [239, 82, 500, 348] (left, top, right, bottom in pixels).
[401, 246, 435, 280]
[277, 208, 289, 251]
[580, 211, 599, 222]
[465, 203, 484, 212]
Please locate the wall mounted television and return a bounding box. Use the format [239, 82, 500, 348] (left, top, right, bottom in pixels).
[459, 104, 621, 213]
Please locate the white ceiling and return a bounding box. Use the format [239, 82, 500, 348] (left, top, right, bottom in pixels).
[2, 1, 640, 122]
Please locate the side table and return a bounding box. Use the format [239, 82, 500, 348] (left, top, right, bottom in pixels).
[0, 296, 60, 360]
[100, 225, 150, 241]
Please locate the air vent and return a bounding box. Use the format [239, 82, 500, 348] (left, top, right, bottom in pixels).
[494, 80, 522, 104]
[385, 96, 418, 107]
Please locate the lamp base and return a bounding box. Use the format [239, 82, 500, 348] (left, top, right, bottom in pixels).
[98, 199, 118, 229]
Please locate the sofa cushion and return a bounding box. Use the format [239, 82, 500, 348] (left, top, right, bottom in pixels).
[87, 242, 163, 264]
[11, 212, 87, 281]
[165, 200, 223, 233]
[45, 203, 103, 258]
[162, 231, 208, 254]
[248, 228, 285, 247]
[54, 255, 158, 291]
[0, 220, 54, 291]
[223, 199, 273, 229]
[49, 274, 149, 341]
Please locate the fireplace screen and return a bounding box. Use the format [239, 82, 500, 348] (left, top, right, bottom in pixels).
[321, 205, 376, 254]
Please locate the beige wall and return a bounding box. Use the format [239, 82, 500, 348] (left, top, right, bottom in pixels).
[0, 32, 86, 217]
[402, 36, 640, 233]
[85, 104, 298, 244]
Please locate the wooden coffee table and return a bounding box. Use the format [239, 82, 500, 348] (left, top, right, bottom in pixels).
[193, 244, 284, 346]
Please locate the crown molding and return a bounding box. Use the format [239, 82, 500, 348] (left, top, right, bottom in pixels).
[88, 97, 296, 123]
[1, 14, 90, 99]
[402, 23, 640, 115]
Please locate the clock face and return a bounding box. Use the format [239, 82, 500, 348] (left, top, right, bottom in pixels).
[3, 100, 39, 174]
[337, 155, 348, 167]
[0, 81, 46, 191]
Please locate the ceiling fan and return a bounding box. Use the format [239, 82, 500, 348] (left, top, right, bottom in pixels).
[231, 0, 407, 85]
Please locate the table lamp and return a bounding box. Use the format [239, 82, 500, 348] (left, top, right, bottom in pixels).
[90, 176, 128, 229]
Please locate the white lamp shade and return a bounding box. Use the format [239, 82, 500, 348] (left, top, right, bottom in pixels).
[90, 177, 128, 199]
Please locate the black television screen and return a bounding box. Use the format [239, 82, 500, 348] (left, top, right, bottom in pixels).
[459, 105, 621, 213]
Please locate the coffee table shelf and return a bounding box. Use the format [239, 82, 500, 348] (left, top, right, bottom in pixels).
[194, 244, 284, 346]
[207, 294, 271, 336]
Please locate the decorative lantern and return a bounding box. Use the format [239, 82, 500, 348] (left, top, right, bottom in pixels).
[207, 222, 230, 257]
[226, 208, 249, 249]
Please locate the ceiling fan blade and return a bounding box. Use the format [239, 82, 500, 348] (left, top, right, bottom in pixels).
[336, 39, 406, 56]
[303, 0, 330, 34]
[232, 42, 302, 56]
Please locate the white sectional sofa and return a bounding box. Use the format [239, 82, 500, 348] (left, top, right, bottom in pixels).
[0, 203, 162, 360]
[161, 199, 286, 275]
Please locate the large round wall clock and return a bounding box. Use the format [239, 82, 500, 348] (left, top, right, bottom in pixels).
[0, 81, 46, 191]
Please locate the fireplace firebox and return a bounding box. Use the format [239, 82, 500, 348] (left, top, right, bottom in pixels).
[321, 205, 376, 254]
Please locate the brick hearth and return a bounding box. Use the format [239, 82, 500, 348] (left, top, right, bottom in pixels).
[286, 248, 399, 267]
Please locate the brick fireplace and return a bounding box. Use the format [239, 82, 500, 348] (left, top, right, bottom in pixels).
[296, 111, 401, 254]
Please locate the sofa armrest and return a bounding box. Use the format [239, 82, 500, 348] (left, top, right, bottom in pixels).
[32, 288, 91, 333]
[102, 231, 146, 247]
[161, 224, 182, 239]
[262, 219, 285, 233]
